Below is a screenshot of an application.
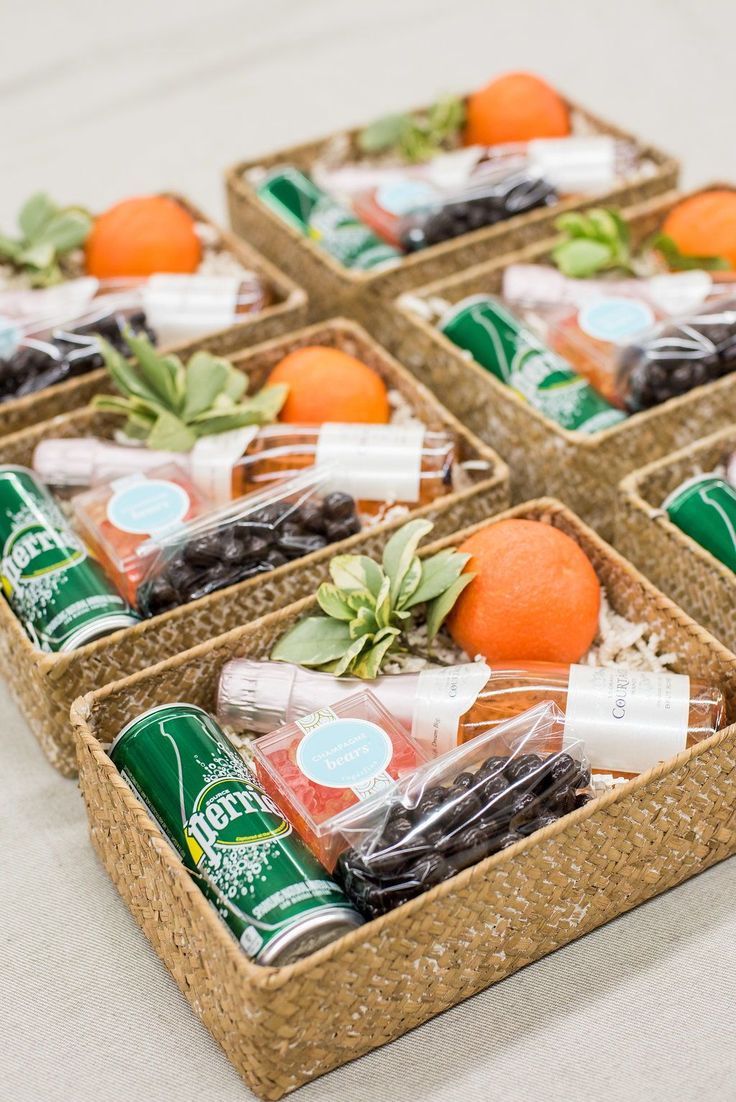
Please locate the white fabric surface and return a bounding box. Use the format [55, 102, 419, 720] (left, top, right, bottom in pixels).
[3, 1, 736, 1098]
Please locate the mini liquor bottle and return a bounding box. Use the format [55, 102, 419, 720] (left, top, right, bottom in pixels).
[71, 463, 214, 605]
[34, 422, 456, 508]
[218, 658, 726, 776]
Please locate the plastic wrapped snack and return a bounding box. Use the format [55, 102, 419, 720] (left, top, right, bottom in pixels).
[252, 689, 430, 870]
[333, 701, 592, 918]
[0, 304, 155, 402]
[136, 468, 360, 616]
[617, 296, 736, 411]
[398, 170, 556, 252]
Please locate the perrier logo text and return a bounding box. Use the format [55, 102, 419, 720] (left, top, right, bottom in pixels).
[1, 522, 85, 592]
[185, 778, 291, 868]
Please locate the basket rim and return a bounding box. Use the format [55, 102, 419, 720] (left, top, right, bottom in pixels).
[0, 316, 507, 676]
[618, 421, 736, 587]
[70, 494, 736, 993]
[394, 182, 736, 451]
[225, 92, 679, 289]
[0, 191, 308, 424]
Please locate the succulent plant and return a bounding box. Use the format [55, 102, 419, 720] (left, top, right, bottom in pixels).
[358, 96, 466, 163]
[0, 193, 92, 286]
[92, 329, 287, 451]
[271, 518, 474, 678]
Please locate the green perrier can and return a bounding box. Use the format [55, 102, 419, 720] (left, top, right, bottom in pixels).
[110, 703, 364, 965]
[256, 164, 401, 272]
[0, 465, 138, 651]
[438, 294, 627, 434]
[663, 474, 736, 573]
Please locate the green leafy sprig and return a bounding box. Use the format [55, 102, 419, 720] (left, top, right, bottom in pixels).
[550, 206, 729, 279]
[92, 329, 287, 451]
[358, 96, 466, 163]
[0, 193, 92, 286]
[271, 519, 474, 678]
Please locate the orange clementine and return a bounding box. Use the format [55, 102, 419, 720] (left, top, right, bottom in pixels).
[465, 72, 570, 147]
[447, 519, 600, 663]
[268, 347, 390, 424]
[662, 189, 736, 270]
[85, 195, 201, 278]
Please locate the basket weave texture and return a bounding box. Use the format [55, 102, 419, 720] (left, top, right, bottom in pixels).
[616, 423, 736, 651]
[0, 194, 307, 439]
[71, 498, 736, 1100]
[225, 96, 677, 320]
[384, 186, 736, 539]
[0, 318, 507, 776]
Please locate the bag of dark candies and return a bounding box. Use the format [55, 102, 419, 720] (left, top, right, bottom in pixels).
[334, 702, 592, 919]
[616, 296, 736, 411]
[0, 302, 155, 402]
[399, 170, 556, 252]
[137, 468, 361, 616]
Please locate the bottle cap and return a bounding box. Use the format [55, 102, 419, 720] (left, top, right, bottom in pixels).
[217, 659, 297, 733]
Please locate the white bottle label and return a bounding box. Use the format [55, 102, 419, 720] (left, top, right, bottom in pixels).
[646, 271, 713, 316]
[413, 662, 490, 758]
[564, 665, 690, 774]
[142, 275, 240, 344]
[315, 423, 425, 503]
[190, 426, 260, 504]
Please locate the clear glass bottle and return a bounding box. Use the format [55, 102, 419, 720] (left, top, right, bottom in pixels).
[217, 658, 725, 776]
[33, 422, 455, 509]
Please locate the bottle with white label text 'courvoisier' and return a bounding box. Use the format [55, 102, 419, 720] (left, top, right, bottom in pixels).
[216, 659, 725, 778]
[33, 423, 455, 510]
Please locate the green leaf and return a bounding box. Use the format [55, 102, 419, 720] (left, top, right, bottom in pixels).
[18, 193, 55, 240]
[0, 234, 21, 260]
[346, 591, 374, 612]
[650, 232, 730, 272]
[382, 518, 434, 602]
[358, 114, 411, 154]
[316, 583, 355, 621]
[373, 574, 393, 629]
[554, 211, 592, 238]
[329, 633, 372, 676]
[122, 416, 154, 440]
[147, 411, 197, 452]
[352, 632, 401, 678]
[349, 604, 379, 639]
[395, 554, 422, 609]
[403, 548, 471, 608]
[222, 367, 249, 403]
[183, 352, 230, 419]
[97, 336, 164, 406]
[330, 554, 385, 595]
[124, 331, 181, 409]
[18, 241, 55, 270]
[551, 238, 613, 278]
[425, 573, 475, 641]
[272, 616, 353, 666]
[36, 209, 91, 252]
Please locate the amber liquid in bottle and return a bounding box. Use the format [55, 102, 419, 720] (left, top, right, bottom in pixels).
[229, 424, 455, 512]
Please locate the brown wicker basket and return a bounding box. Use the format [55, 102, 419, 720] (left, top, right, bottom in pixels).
[0, 194, 307, 439]
[616, 424, 736, 651]
[0, 318, 507, 776]
[71, 498, 736, 1101]
[384, 185, 736, 539]
[225, 96, 677, 320]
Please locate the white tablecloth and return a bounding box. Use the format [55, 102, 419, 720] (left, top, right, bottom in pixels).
[3, 1, 736, 1097]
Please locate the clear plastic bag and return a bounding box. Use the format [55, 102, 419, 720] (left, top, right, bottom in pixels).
[0, 302, 154, 402]
[333, 701, 592, 918]
[616, 296, 736, 411]
[136, 467, 360, 616]
[397, 170, 557, 252]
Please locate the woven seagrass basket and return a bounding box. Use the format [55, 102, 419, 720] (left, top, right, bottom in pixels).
[225, 95, 677, 320]
[0, 194, 307, 439]
[0, 318, 507, 776]
[384, 185, 736, 539]
[71, 498, 736, 1101]
[616, 424, 736, 651]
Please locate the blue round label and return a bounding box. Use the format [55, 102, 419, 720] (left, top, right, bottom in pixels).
[577, 297, 655, 344]
[295, 719, 393, 789]
[375, 180, 437, 216]
[107, 478, 190, 535]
